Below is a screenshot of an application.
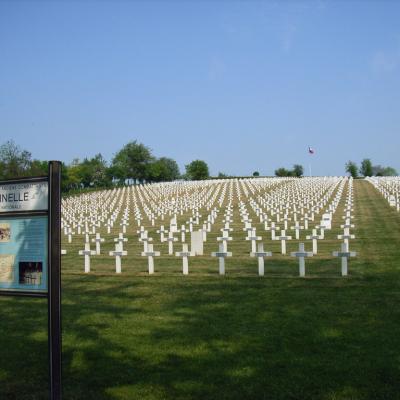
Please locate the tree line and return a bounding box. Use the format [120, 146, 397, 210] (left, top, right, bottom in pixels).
[1, 140, 397, 192]
[0, 140, 210, 192]
[345, 159, 397, 178]
[274, 164, 304, 177]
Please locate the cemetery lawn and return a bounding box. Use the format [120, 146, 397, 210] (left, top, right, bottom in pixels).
[1, 179, 400, 400]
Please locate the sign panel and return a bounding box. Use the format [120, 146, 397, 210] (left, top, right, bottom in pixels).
[0, 215, 48, 292]
[0, 181, 48, 212]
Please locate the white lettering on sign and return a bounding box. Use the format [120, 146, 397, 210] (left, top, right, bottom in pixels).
[0, 182, 48, 212]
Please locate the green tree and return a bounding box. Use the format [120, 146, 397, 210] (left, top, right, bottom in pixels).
[345, 161, 358, 178]
[63, 162, 83, 190]
[275, 167, 292, 177]
[360, 158, 373, 177]
[372, 165, 398, 176]
[67, 154, 111, 188]
[148, 157, 180, 182]
[382, 166, 398, 176]
[111, 141, 154, 183]
[29, 160, 48, 176]
[253, 171, 260, 177]
[292, 164, 304, 177]
[87, 154, 112, 187]
[185, 160, 209, 180]
[0, 140, 32, 178]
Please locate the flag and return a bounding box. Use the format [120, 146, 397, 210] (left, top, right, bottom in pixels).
[308, 146, 315, 154]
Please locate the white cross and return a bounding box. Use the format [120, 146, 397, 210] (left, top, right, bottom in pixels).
[275, 230, 292, 255]
[340, 219, 355, 230]
[137, 226, 146, 237]
[66, 227, 75, 243]
[290, 223, 304, 240]
[217, 230, 233, 252]
[120, 219, 129, 234]
[302, 214, 310, 230]
[211, 243, 232, 275]
[250, 243, 272, 276]
[109, 242, 127, 273]
[166, 231, 178, 255]
[79, 243, 96, 273]
[76, 222, 83, 235]
[245, 228, 262, 253]
[156, 225, 167, 242]
[283, 215, 291, 230]
[141, 244, 160, 274]
[200, 224, 208, 242]
[337, 228, 355, 249]
[221, 222, 233, 234]
[175, 244, 195, 275]
[266, 222, 280, 240]
[91, 232, 105, 255]
[306, 229, 323, 254]
[242, 221, 253, 234]
[290, 242, 313, 277]
[332, 243, 356, 276]
[114, 233, 128, 251]
[105, 220, 113, 234]
[180, 225, 189, 242]
[139, 231, 153, 252]
[187, 217, 194, 232]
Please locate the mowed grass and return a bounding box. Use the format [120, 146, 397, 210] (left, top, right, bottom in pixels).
[1, 180, 400, 399]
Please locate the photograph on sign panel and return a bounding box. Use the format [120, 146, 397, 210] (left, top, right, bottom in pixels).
[19, 261, 43, 285]
[0, 254, 15, 282]
[0, 223, 11, 242]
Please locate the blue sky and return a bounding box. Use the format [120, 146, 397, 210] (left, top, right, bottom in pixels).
[1, 0, 399, 176]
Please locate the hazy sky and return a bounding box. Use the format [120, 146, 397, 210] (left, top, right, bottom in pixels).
[1, 1, 399, 176]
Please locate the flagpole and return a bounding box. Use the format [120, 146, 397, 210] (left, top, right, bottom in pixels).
[308, 146, 314, 177]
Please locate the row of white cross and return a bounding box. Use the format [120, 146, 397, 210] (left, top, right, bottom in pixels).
[366, 177, 400, 211]
[62, 176, 358, 277]
[62, 178, 347, 240]
[74, 240, 355, 277]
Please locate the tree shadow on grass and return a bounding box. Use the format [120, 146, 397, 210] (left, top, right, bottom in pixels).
[2, 266, 400, 400]
[0, 296, 49, 400]
[139, 278, 400, 400]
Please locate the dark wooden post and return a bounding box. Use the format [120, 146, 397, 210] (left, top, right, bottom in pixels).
[48, 161, 62, 400]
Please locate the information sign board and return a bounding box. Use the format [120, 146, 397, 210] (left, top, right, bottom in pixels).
[0, 178, 49, 295]
[0, 215, 48, 292]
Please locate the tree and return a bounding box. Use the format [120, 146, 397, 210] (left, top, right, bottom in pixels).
[372, 165, 398, 176]
[148, 157, 180, 182]
[111, 141, 154, 183]
[0, 140, 32, 178]
[64, 162, 83, 190]
[85, 154, 112, 187]
[185, 160, 209, 180]
[253, 171, 260, 177]
[275, 167, 292, 177]
[382, 166, 398, 176]
[217, 172, 228, 178]
[360, 158, 373, 177]
[345, 161, 358, 178]
[292, 164, 304, 177]
[29, 159, 48, 176]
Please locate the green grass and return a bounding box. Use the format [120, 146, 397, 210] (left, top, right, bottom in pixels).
[1, 180, 400, 399]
